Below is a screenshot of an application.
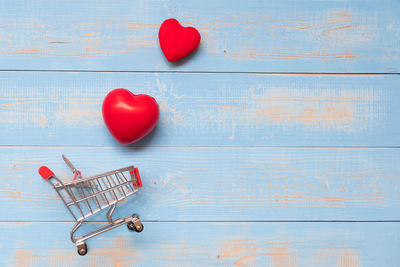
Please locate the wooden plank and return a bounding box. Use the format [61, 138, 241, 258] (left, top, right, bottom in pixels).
[0, 72, 399, 146]
[2, 221, 399, 266]
[0, 0, 399, 72]
[2, 147, 399, 221]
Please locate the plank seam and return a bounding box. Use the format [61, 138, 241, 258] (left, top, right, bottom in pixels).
[0, 70, 399, 75]
[2, 220, 400, 223]
[0, 145, 399, 149]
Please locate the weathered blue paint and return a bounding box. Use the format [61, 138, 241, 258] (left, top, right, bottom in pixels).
[3, 222, 400, 266]
[0, 147, 399, 221]
[0, 0, 398, 72]
[0, 72, 399, 146]
[0, 0, 399, 265]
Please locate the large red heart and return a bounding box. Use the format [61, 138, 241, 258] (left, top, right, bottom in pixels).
[158, 18, 201, 62]
[102, 88, 159, 145]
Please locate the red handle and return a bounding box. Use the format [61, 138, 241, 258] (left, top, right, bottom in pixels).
[133, 168, 142, 187]
[39, 166, 54, 180]
[73, 170, 81, 181]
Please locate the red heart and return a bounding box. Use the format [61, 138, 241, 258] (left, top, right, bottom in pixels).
[102, 88, 159, 145]
[158, 18, 201, 62]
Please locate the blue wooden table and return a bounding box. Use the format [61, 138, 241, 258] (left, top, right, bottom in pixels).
[1, 0, 399, 266]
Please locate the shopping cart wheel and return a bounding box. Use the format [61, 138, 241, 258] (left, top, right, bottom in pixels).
[77, 243, 88, 256]
[127, 221, 144, 232]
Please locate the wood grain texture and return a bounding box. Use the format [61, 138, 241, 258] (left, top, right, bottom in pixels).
[0, 72, 399, 146]
[1, 0, 399, 263]
[1, 147, 399, 221]
[3, 222, 399, 266]
[0, 0, 399, 72]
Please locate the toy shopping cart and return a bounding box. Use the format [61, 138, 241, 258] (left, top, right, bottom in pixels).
[38, 155, 144, 256]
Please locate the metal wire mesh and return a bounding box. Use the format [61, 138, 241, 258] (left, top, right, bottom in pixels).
[54, 166, 140, 221]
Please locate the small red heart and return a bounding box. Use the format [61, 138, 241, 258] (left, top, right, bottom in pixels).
[158, 18, 201, 62]
[102, 88, 160, 145]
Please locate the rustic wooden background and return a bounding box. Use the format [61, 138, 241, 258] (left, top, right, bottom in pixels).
[1, 0, 399, 266]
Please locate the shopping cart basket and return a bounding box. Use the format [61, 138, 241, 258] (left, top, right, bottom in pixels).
[38, 155, 144, 255]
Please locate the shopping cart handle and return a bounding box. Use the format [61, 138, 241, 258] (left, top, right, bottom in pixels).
[134, 168, 142, 187]
[39, 166, 54, 180]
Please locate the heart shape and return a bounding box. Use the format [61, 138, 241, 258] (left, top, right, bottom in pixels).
[158, 18, 201, 62]
[102, 88, 159, 144]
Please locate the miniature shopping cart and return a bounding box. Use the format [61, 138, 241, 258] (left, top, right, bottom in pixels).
[38, 155, 144, 256]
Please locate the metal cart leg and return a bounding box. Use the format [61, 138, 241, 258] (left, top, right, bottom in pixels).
[106, 203, 116, 222]
[70, 214, 143, 255]
[70, 221, 88, 256]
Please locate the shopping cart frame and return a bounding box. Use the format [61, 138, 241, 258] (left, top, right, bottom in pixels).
[39, 155, 144, 255]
